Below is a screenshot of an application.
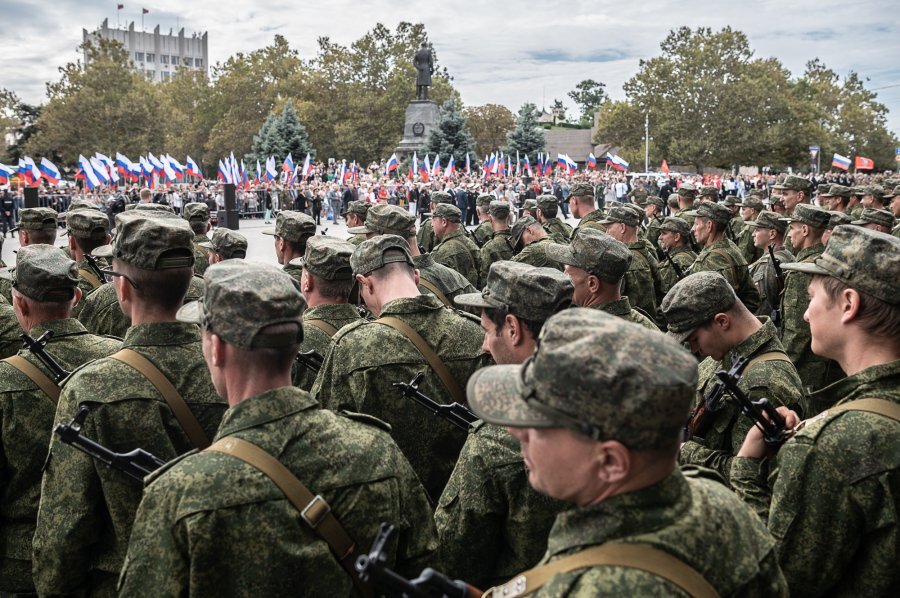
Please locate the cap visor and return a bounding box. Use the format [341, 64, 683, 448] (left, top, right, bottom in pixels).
[197, 241, 213, 249]
[287, 257, 305, 268]
[346, 225, 370, 234]
[666, 326, 695, 344]
[467, 365, 553, 428]
[261, 228, 277, 236]
[453, 291, 493, 309]
[0, 268, 12, 281]
[597, 219, 615, 225]
[92, 245, 113, 258]
[544, 242, 578, 266]
[780, 262, 830, 276]
[175, 300, 203, 324]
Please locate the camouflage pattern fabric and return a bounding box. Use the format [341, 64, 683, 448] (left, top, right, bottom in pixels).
[623, 241, 661, 322]
[731, 360, 900, 596]
[431, 228, 481, 288]
[0, 319, 120, 593]
[472, 220, 494, 247]
[645, 215, 663, 254]
[592, 297, 659, 331]
[542, 218, 573, 244]
[347, 233, 366, 246]
[736, 221, 763, 264]
[748, 247, 794, 319]
[571, 209, 607, 236]
[281, 263, 309, 314]
[312, 294, 492, 500]
[434, 422, 565, 589]
[32, 322, 227, 597]
[690, 238, 761, 313]
[118, 386, 437, 596]
[674, 207, 696, 228]
[0, 300, 19, 359]
[511, 237, 564, 271]
[416, 217, 436, 252]
[679, 320, 805, 483]
[71, 256, 107, 319]
[192, 232, 211, 277]
[658, 246, 697, 297]
[291, 303, 362, 391]
[478, 230, 514, 288]
[411, 253, 477, 308]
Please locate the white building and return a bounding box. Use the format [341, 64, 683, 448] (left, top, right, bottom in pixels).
[83, 18, 208, 83]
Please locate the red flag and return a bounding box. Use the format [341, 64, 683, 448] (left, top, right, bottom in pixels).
[142, 7, 149, 14]
[661, 160, 670, 176]
[854, 156, 874, 170]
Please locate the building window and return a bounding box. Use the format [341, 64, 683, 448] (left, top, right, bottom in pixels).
[171, 55, 179, 65]
[183, 56, 193, 67]
[146, 53, 155, 63]
[160, 54, 169, 64]
[135, 51, 144, 62]
[195, 58, 204, 68]
[161, 71, 171, 82]
[145, 70, 155, 81]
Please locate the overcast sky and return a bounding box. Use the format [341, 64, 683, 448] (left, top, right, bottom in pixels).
[2, 0, 899, 137]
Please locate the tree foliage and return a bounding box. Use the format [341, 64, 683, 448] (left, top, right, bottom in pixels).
[247, 100, 313, 164]
[424, 98, 475, 161]
[465, 104, 515, 155]
[505, 103, 546, 156]
[568, 79, 608, 126]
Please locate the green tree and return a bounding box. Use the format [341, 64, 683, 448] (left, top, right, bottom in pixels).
[505, 103, 546, 156]
[568, 79, 608, 126]
[248, 100, 314, 164]
[424, 98, 475, 163]
[464, 104, 515, 155]
[160, 70, 216, 173]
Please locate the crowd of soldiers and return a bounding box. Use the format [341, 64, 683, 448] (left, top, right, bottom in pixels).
[0, 171, 897, 597]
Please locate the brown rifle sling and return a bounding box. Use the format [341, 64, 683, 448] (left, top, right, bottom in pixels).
[826, 398, 900, 423]
[78, 268, 102, 290]
[418, 278, 452, 307]
[3, 356, 60, 404]
[304, 319, 339, 338]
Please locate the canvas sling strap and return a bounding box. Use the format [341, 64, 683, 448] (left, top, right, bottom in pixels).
[743, 350, 793, 370]
[3, 356, 60, 404]
[418, 277, 452, 308]
[207, 436, 371, 597]
[305, 319, 339, 338]
[108, 349, 210, 450]
[374, 316, 466, 405]
[78, 268, 102, 290]
[485, 543, 718, 598]
[827, 398, 900, 423]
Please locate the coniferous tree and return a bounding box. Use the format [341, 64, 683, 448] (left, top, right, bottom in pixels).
[424, 98, 475, 162]
[505, 103, 546, 156]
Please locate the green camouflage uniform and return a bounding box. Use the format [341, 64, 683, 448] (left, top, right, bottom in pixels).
[472, 220, 493, 247]
[118, 386, 438, 596]
[511, 237, 563, 270]
[674, 207, 696, 227]
[731, 360, 900, 596]
[478, 230, 514, 288]
[412, 253, 477, 307]
[659, 246, 697, 297]
[291, 303, 362, 391]
[71, 256, 106, 318]
[571, 208, 606, 236]
[691, 238, 761, 313]
[592, 297, 658, 331]
[0, 319, 120, 593]
[431, 228, 482, 288]
[749, 246, 794, 320]
[736, 223, 762, 265]
[416, 217, 436, 252]
[0, 300, 19, 359]
[192, 232, 211, 277]
[313, 294, 491, 500]
[348, 233, 366, 246]
[623, 241, 661, 321]
[32, 322, 227, 597]
[645, 215, 663, 253]
[542, 218, 573, 244]
[434, 422, 565, 589]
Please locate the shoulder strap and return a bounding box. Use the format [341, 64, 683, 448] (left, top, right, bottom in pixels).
[744, 350, 793, 370]
[207, 436, 371, 597]
[418, 278, 452, 307]
[78, 268, 102, 290]
[828, 398, 900, 423]
[3, 356, 60, 404]
[108, 348, 210, 449]
[487, 543, 718, 598]
[374, 316, 466, 405]
[305, 319, 339, 338]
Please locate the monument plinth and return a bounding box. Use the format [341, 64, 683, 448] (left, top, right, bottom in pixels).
[395, 100, 439, 158]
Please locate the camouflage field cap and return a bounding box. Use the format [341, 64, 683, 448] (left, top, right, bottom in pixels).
[849, 185, 867, 197]
[489, 200, 510, 218]
[821, 184, 851, 198]
[177, 261, 304, 349]
[546, 228, 632, 283]
[510, 216, 538, 246]
[341, 200, 370, 218]
[852, 208, 894, 229]
[667, 193, 681, 204]
[698, 186, 719, 198]
[351, 234, 414, 276]
[746, 188, 767, 199]
[782, 203, 829, 229]
[67, 199, 102, 212]
[454, 261, 573, 321]
[738, 197, 765, 211]
[659, 216, 692, 237]
[746, 211, 787, 234]
[433, 203, 462, 221]
[677, 183, 697, 196]
[262, 210, 316, 242]
[290, 236, 354, 281]
[430, 191, 455, 205]
[92, 212, 194, 270]
[826, 211, 853, 230]
[521, 199, 538, 213]
[863, 185, 885, 200]
[348, 204, 415, 237]
[66, 209, 110, 240]
[599, 205, 640, 227]
[182, 202, 210, 222]
[536, 195, 558, 210]
[13, 207, 58, 232]
[641, 196, 665, 209]
[467, 308, 697, 450]
[722, 196, 741, 207]
[686, 202, 731, 226]
[476, 194, 494, 208]
[199, 228, 248, 259]
[782, 226, 900, 304]
[568, 182, 594, 197]
[815, 183, 830, 196]
[8, 245, 79, 302]
[773, 175, 812, 192]
[131, 202, 175, 214]
[661, 271, 737, 343]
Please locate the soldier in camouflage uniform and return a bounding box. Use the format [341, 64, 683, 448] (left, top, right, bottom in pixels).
[732, 226, 900, 596]
[470, 308, 788, 596]
[736, 196, 764, 264]
[639, 195, 665, 256]
[64, 208, 111, 317]
[779, 204, 844, 395]
[471, 194, 495, 248]
[661, 272, 804, 483]
[851, 207, 895, 234]
[342, 200, 371, 246]
[657, 217, 697, 297]
[822, 210, 853, 245]
[430, 203, 481, 288]
[417, 190, 455, 253]
[547, 228, 657, 330]
[118, 260, 437, 596]
[774, 175, 813, 218]
[722, 195, 747, 245]
[182, 202, 212, 277]
[746, 211, 794, 321]
[509, 216, 563, 270]
[32, 213, 227, 597]
[0, 246, 121, 594]
[0, 207, 59, 303]
[263, 210, 315, 301]
[313, 235, 491, 500]
[858, 184, 885, 211]
[198, 227, 248, 263]
[0, 299, 19, 359]
[696, 185, 719, 204]
[477, 201, 514, 287]
[688, 202, 761, 313]
[536, 195, 573, 243]
[600, 205, 662, 321]
[889, 185, 900, 238]
[673, 183, 697, 227]
[288, 236, 361, 391]
[568, 182, 606, 236]
[436, 262, 571, 588]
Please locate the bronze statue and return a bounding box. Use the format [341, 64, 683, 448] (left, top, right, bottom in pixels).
[413, 42, 434, 101]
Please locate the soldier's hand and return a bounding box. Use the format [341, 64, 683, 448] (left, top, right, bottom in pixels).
[737, 406, 800, 459]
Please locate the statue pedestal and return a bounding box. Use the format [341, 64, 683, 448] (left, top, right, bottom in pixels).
[395, 100, 439, 158]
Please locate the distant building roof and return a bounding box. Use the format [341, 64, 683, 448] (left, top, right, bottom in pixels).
[544, 129, 613, 164]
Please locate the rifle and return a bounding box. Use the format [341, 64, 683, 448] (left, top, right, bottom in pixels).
[394, 372, 478, 432]
[662, 248, 687, 281]
[767, 244, 785, 328]
[295, 349, 324, 374]
[54, 404, 165, 483]
[356, 522, 482, 598]
[713, 357, 791, 448]
[684, 355, 751, 441]
[84, 254, 107, 284]
[21, 331, 71, 383]
[320, 228, 329, 236]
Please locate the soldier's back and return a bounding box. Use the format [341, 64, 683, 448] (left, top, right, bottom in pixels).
[478, 232, 514, 287]
[542, 218, 573, 244]
[412, 253, 477, 308]
[749, 247, 794, 320]
[511, 237, 564, 271]
[693, 239, 760, 313]
[292, 303, 362, 391]
[0, 300, 19, 359]
[432, 230, 481, 288]
[659, 247, 697, 296]
[623, 242, 659, 321]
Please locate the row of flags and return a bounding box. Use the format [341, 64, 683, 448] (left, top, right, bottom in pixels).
[831, 153, 875, 171]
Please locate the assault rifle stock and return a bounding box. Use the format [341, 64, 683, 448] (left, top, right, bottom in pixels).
[295, 349, 325, 374]
[21, 331, 70, 383]
[84, 254, 107, 284]
[714, 355, 791, 448]
[767, 244, 785, 328]
[394, 372, 478, 432]
[662, 248, 687, 281]
[685, 355, 751, 441]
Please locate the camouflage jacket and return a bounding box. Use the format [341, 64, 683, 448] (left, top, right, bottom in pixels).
[736, 223, 763, 265]
[291, 303, 362, 391]
[674, 207, 696, 228]
[778, 244, 844, 395]
[282, 264, 309, 313]
[511, 237, 564, 271]
[591, 297, 658, 331]
[313, 294, 492, 500]
[731, 359, 900, 596]
[680, 320, 805, 484]
[192, 233, 211, 277]
[412, 253, 477, 309]
[478, 230, 514, 288]
[542, 218, 573, 244]
[0, 319, 120, 594]
[434, 422, 564, 589]
[644, 216, 663, 254]
[892, 222, 900, 239]
[623, 241, 661, 322]
[472, 220, 494, 248]
[659, 245, 697, 297]
[0, 300, 19, 360]
[432, 228, 482, 288]
[348, 233, 366, 246]
[571, 209, 606, 236]
[691, 238, 761, 313]
[71, 257, 106, 319]
[118, 386, 437, 597]
[748, 246, 794, 320]
[417, 217, 436, 253]
[508, 468, 788, 596]
[32, 322, 227, 598]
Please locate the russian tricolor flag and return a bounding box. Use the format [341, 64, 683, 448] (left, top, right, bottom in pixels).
[445, 155, 455, 178]
[265, 156, 277, 181]
[167, 155, 185, 179]
[39, 158, 61, 185]
[386, 153, 399, 174]
[23, 157, 42, 186]
[0, 163, 13, 185]
[283, 152, 294, 174]
[523, 154, 533, 177]
[420, 155, 431, 182]
[587, 153, 597, 169]
[218, 160, 232, 184]
[186, 155, 203, 178]
[831, 153, 851, 170]
[89, 156, 111, 184]
[78, 155, 103, 190]
[432, 154, 441, 178]
[606, 153, 629, 172]
[116, 153, 133, 177]
[410, 152, 418, 180]
[298, 153, 311, 179]
[140, 156, 154, 178]
[147, 152, 165, 174]
[465, 153, 470, 175]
